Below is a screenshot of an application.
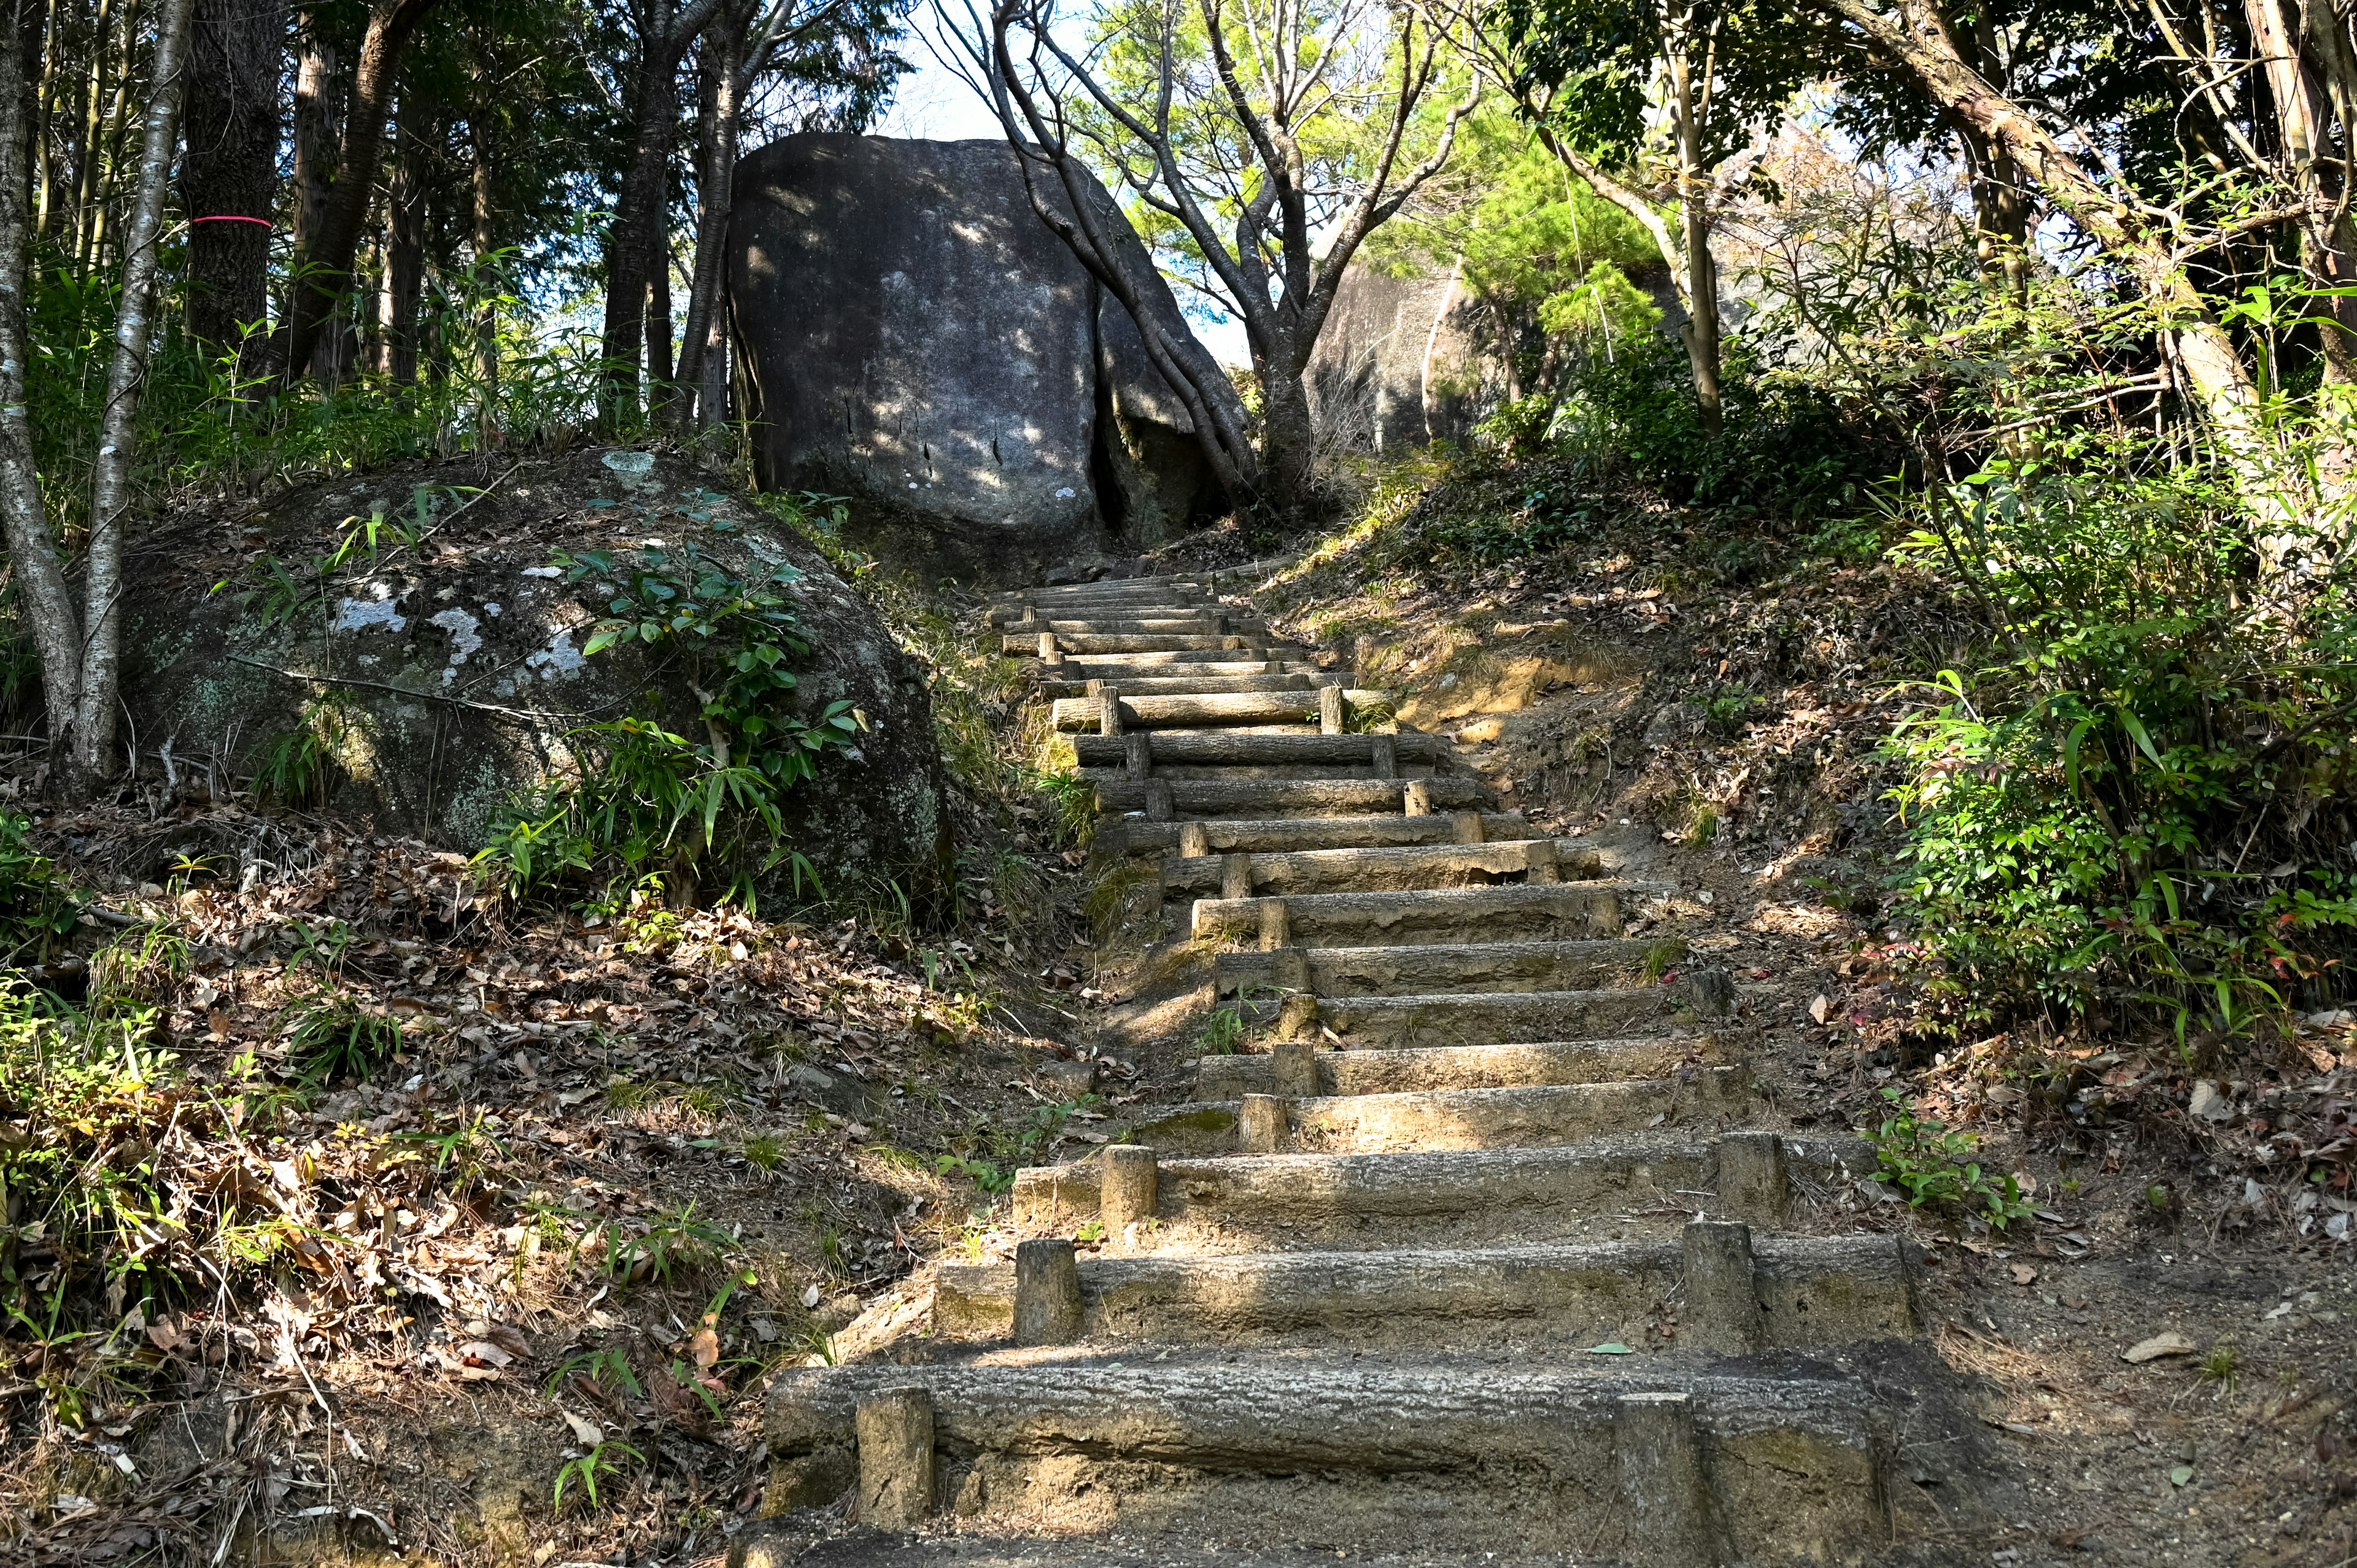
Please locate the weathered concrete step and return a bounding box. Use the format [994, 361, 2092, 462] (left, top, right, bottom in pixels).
[1294, 986, 1695, 1048]
[1119, 1068, 1752, 1157]
[1048, 647, 1291, 670]
[1216, 937, 1661, 997]
[1051, 689, 1391, 731]
[932, 1227, 1919, 1353]
[1013, 1134, 1868, 1248]
[1196, 1034, 1720, 1099]
[763, 1356, 1892, 1561]
[988, 555, 1294, 606]
[1072, 732, 1447, 769]
[1192, 881, 1630, 945]
[1169, 838, 1583, 899]
[1092, 776, 1495, 818]
[1037, 672, 1325, 699]
[1113, 810, 1526, 857]
[1021, 616, 1268, 636]
[1007, 632, 1272, 655]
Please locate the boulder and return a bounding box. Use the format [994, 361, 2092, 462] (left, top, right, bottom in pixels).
[729, 133, 1238, 581]
[1305, 265, 1495, 452]
[118, 447, 951, 906]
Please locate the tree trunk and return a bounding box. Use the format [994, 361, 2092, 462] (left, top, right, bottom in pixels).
[281, 0, 440, 387]
[87, 0, 141, 277]
[290, 15, 338, 376]
[645, 242, 675, 400]
[382, 98, 424, 384]
[468, 47, 498, 430]
[0, 4, 86, 754]
[182, 0, 284, 360]
[1258, 341, 1317, 518]
[1807, 0, 2318, 574]
[600, 0, 724, 430]
[2243, 0, 2357, 385]
[1667, 39, 1723, 437]
[71, 0, 195, 794]
[32, 0, 59, 238]
[70, 0, 113, 279]
[674, 3, 742, 433]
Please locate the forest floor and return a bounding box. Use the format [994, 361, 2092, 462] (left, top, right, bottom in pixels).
[2, 449, 2352, 1568]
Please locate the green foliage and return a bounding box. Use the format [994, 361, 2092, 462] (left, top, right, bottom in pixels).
[1545, 334, 1883, 521]
[0, 813, 78, 960]
[250, 699, 354, 810]
[1031, 768, 1100, 848]
[585, 1200, 735, 1290]
[1882, 448, 2357, 1039]
[286, 994, 404, 1086]
[479, 534, 863, 906]
[1196, 1004, 1246, 1054]
[1864, 1088, 2034, 1228]
[553, 1439, 645, 1512]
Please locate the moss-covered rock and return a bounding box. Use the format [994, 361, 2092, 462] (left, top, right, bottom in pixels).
[122, 446, 950, 906]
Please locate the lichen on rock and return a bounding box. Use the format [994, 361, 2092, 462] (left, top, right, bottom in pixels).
[123, 446, 950, 907]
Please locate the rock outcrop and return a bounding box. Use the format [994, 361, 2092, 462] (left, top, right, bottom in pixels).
[1305, 265, 1494, 452]
[120, 447, 950, 905]
[729, 134, 1239, 581]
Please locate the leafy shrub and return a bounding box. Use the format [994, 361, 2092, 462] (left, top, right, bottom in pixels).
[0, 812, 77, 959]
[1883, 456, 2357, 1040]
[1547, 334, 1884, 523]
[479, 536, 862, 906]
[1864, 1087, 2033, 1228]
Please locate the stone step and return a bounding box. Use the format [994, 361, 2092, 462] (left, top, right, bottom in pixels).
[931, 1226, 1920, 1354]
[1195, 1034, 1720, 1099]
[1049, 647, 1288, 669]
[1012, 1134, 1868, 1249]
[1007, 631, 1272, 655]
[1050, 689, 1392, 732]
[1285, 986, 1696, 1049]
[1167, 838, 1583, 900]
[1091, 776, 1495, 818]
[1022, 616, 1267, 636]
[1037, 671, 1325, 699]
[1071, 732, 1448, 770]
[1215, 936, 1662, 997]
[1113, 809, 1527, 857]
[1118, 1068, 1753, 1157]
[1191, 882, 1631, 946]
[762, 1356, 1894, 1560]
[986, 554, 1296, 599]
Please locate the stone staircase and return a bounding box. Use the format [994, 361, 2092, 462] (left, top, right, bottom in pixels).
[760, 566, 1976, 1565]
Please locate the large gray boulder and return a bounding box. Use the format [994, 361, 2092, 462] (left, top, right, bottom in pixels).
[729, 134, 1237, 581]
[120, 447, 951, 907]
[1305, 265, 1494, 452]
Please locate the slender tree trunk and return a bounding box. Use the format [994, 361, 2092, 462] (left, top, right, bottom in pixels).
[280, 0, 439, 387]
[71, 0, 194, 793]
[1666, 37, 1723, 436]
[290, 15, 338, 376]
[383, 99, 423, 384]
[183, 0, 284, 362]
[645, 241, 675, 398]
[674, 4, 741, 433]
[31, 0, 57, 238]
[87, 0, 139, 276]
[468, 50, 498, 432]
[70, 0, 110, 276]
[599, 0, 724, 430]
[0, 0, 85, 752]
